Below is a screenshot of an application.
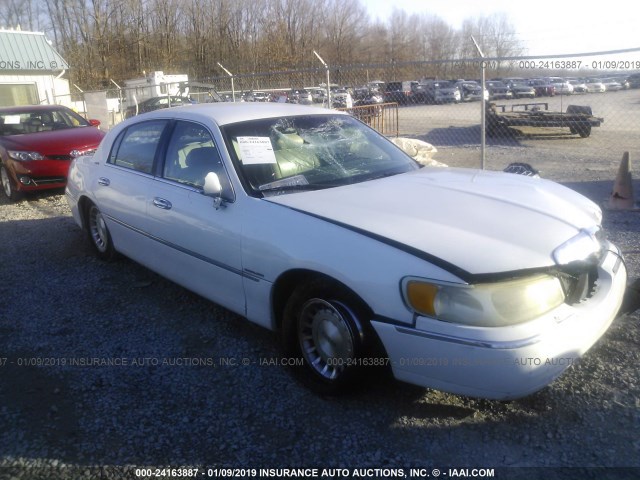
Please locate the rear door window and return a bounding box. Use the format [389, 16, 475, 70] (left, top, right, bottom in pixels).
[108, 120, 168, 174]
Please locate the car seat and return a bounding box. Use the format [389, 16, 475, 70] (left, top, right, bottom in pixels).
[184, 147, 231, 196]
[273, 132, 319, 178]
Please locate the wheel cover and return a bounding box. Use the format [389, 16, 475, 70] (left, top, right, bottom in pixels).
[89, 207, 109, 253]
[298, 298, 355, 381]
[1, 166, 11, 198]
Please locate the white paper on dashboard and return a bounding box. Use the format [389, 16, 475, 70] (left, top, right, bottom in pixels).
[237, 136, 277, 165]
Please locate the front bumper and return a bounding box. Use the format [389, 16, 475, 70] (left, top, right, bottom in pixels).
[436, 95, 460, 103]
[372, 246, 627, 399]
[10, 159, 70, 191]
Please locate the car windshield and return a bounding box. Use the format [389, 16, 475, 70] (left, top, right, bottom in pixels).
[221, 114, 420, 196]
[0, 108, 90, 136]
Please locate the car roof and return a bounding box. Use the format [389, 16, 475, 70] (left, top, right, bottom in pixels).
[129, 102, 346, 126]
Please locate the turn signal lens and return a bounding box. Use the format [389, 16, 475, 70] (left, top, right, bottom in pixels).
[405, 281, 439, 316]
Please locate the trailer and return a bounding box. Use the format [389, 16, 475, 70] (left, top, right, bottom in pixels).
[486, 102, 603, 138]
[123, 71, 188, 106]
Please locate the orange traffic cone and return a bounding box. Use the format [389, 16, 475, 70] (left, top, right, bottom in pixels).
[608, 152, 637, 210]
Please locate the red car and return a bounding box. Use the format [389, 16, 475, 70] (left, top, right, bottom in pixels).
[0, 105, 105, 201]
[528, 79, 556, 97]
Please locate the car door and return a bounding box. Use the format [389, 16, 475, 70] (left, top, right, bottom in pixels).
[94, 119, 169, 260]
[144, 120, 246, 316]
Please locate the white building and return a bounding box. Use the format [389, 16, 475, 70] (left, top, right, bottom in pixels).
[0, 28, 70, 106]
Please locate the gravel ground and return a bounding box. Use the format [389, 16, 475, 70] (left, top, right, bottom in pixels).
[0, 137, 639, 480]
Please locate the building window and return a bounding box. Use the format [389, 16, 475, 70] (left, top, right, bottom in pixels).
[0, 84, 39, 106]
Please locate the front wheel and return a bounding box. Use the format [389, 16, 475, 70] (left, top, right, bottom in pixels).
[281, 278, 385, 394]
[85, 203, 116, 261]
[1, 164, 22, 201]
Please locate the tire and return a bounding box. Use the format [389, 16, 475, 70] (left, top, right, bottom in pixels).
[0, 164, 22, 201]
[577, 125, 591, 138]
[281, 278, 384, 395]
[85, 202, 116, 261]
[570, 124, 591, 138]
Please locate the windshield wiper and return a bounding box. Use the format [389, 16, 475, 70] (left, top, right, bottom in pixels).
[362, 171, 401, 182]
[259, 183, 336, 194]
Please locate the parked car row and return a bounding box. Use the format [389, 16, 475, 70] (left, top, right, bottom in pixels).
[160, 72, 637, 112]
[115, 71, 640, 122]
[355, 73, 638, 106]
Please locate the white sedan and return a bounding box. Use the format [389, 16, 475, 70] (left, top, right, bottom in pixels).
[552, 81, 574, 95]
[586, 79, 607, 93]
[601, 79, 623, 92]
[66, 103, 627, 399]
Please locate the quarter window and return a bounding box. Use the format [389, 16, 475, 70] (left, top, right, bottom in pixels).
[108, 120, 167, 173]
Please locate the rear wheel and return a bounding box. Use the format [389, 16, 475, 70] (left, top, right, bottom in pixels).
[570, 124, 591, 138]
[578, 125, 591, 138]
[281, 278, 385, 395]
[85, 202, 116, 261]
[0, 165, 22, 201]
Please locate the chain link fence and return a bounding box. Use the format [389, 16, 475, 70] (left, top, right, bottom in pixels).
[63, 50, 640, 182]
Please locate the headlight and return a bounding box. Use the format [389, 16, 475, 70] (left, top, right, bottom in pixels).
[8, 150, 44, 161]
[403, 274, 565, 327]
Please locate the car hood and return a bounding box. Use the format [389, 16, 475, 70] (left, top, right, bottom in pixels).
[266, 168, 602, 278]
[1, 127, 105, 156]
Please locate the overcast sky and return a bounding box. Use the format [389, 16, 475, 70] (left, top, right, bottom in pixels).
[362, 0, 638, 59]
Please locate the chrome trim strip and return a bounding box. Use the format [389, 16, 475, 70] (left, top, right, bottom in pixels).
[153, 176, 202, 193]
[394, 326, 542, 350]
[104, 213, 261, 283]
[105, 162, 155, 179]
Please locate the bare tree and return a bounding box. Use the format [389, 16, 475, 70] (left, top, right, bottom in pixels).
[418, 14, 458, 78]
[460, 13, 524, 75]
[323, 0, 364, 66]
[0, 0, 40, 30]
[148, 0, 181, 69]
[35, 0, 524, 90]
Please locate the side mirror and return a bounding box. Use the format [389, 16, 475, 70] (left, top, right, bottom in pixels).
[89, 119, 101, 127]
[203, 172, 223, 209]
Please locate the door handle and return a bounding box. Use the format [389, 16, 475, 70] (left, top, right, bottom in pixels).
[97, 177, 110, 186]
[153, 197, 172, 210]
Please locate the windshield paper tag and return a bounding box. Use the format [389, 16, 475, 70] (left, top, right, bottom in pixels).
[4, 115, 20, 125]
[237, 136, 277, 165]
